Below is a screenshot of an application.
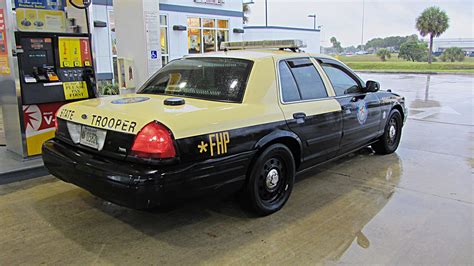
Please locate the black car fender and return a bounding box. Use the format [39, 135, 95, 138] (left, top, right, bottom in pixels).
[252, 129, 303, 168]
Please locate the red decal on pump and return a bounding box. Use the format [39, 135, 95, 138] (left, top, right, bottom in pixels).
[80, 38, 92, 67]
[23, 103, 64, 132]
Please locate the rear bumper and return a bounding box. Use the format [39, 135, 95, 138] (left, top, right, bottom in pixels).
[42, 139, 252, 209]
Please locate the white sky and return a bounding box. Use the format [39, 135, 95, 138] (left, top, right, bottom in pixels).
[245, 0, 474, 47]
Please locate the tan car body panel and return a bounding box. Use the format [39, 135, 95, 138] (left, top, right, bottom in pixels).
[56, 50, 340, 140]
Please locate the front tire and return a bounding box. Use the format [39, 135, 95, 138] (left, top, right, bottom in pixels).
[372, 109, 403, 154]
[243, 144, 295, 216]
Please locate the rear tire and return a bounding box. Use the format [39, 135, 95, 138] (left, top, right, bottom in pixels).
[243, 144, 295, 216]
[372, 109, 402, 154]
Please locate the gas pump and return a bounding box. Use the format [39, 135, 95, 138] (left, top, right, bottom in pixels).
[0, 0, 97, 157]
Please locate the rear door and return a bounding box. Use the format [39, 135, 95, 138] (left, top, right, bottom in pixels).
[317, 59, 382, 154]
[277, 57, 342, 164]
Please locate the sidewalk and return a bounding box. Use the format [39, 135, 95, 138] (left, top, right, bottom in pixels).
[0, 146, 47, 185]
[0, 108, 47, 184]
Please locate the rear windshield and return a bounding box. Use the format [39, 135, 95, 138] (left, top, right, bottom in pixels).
[138, 58, 253, 103]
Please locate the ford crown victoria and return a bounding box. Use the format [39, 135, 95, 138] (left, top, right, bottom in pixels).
[43, 40, 406, 215]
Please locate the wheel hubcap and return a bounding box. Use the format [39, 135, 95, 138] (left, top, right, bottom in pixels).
[258, 157, 287, 204]
[266, 169, 279, 189]
[386, 117, 398, 146]
[389, 125, 396, 139]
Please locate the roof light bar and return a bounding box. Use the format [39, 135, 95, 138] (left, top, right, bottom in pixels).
[221, 39, 306, 50]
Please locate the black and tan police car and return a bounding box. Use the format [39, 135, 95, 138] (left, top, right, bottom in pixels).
[43, 40, 406, 215]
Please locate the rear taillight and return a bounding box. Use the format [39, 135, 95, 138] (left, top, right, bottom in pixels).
[131, 122, 176, 159]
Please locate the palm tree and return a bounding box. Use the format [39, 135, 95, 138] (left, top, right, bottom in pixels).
[243, 3, 251, 24]
[376, 48, 391, 61]
[416, 6, 449, 64]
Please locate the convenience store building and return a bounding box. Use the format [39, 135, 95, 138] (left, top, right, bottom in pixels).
[91, 0, 245, 84]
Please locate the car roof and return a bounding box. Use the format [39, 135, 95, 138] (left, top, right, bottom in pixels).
[184, 49, 336, 61]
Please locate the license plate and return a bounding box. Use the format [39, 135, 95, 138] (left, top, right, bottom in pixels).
[80, 126, 107, 150]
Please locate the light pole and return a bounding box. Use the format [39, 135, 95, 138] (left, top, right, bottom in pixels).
[318, 25, 324, 53]
[361, 0, 365, 49]
[265, 0, 268, 27]
[308, 14, 316, 30]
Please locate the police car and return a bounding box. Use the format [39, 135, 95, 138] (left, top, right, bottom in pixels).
[43, 40, 406, 215]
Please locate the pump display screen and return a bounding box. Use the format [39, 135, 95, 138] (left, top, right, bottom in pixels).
[27, 50, 50, 67]
[19, 37, 55, 74]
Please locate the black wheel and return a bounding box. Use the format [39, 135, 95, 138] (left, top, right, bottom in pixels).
[243, 144, 295, 216]
[372, 109, 403, 154]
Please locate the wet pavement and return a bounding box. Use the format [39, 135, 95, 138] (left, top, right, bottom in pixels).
[0, 73, 472, 264]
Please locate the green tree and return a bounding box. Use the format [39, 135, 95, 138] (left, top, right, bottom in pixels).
[330, 37, 343, 54]
[416, 6, 449, 64]
[365, 34, 420, 51]
[365, 38, 384, 50]
[243, 3, 251, 24]
[344, 45, 357, 53]
[440, 47, 465, 62]
[399, 40, 428, 62]
[376, 48, 391, 61]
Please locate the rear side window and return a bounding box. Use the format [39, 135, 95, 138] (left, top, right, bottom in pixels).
[279, 58, 327, 102]
[139, 58, 253, 103]
[279, 62, 301, 102]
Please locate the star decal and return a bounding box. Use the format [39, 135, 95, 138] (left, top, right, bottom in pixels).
[24, 105, 39, 130]
[198, 141, 208, 153]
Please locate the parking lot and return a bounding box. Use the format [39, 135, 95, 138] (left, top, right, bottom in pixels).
[0, 73, 472, 264]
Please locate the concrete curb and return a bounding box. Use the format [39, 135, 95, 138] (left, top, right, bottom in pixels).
[0, 166, 49, 185]
[355, 70, 474, 75]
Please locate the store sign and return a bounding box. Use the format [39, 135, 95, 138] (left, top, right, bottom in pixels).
[0, 8, 11, 75]
[16, 8, 66, 32]
[14, 0, 66, 11]
[194, 0, 225, 4]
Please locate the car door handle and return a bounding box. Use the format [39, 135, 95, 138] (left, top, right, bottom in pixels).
[351, 95, 366, 102]
[293, 112, 307, 124]
[293, 112, 307, 120]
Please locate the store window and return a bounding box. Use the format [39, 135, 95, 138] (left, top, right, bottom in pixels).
[188, 28, 202, 54]
[160, 15, 169, 65]
[187, 17, 229, 54]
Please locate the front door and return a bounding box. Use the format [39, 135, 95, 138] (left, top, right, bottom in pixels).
[277, 58, 342, 165]
[318, 61, 382, 154]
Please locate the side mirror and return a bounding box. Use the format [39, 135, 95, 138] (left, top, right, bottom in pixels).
[365, 80, 380, 92]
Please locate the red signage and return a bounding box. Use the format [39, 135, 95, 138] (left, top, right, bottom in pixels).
[23, 102, 64, 132]
[80, 38, 92, 67]
[0, 8, 10, 75]
[0, 8, 6, 56]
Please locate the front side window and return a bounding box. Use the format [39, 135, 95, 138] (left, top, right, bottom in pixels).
[139, 58, 253, 103]
[286, 58, 327, 100]
[321, 64, 360, 96]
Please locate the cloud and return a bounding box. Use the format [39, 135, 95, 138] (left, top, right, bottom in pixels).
[246, 0, 474, 46]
